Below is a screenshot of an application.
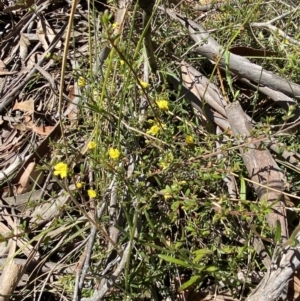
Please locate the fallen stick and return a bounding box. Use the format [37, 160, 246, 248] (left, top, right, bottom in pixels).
[165, 9, 300, 99]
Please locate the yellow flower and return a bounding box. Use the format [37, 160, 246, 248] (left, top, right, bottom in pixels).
[53, 162, 68, 179]
[139, 80, 150, 89]
[146, 122, 166, 136]
[108, 148, 121, 160]
[120, 60, 125, 66]
[78, 76, 86, 87]
[88, 141, 96, 150]
[147, 124, 160, 135]
[88, 189, 97, 198]
[112, 22, 118, 29]
[158, 161, 169, 170]
[185, 135, 194, 145]
[163, 192, 172, 200]
[76, 182, 83, 189]
[156, 100, 169, 110]
[45, 52, 51, 59]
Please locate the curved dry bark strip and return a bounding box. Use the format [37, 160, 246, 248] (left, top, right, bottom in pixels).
[225, 101, 288, 238]
[239, 77, 300, 122]
[246, 244, 300, 301]
[226, 102, 290, 300]
[181, 62, 227, 116]
[171, 61, 300, 171]
[165, 9, 300, 99]
[167, 72, 232, 131]
[0, 260, 24, 301]
[268, 140, 300, 167]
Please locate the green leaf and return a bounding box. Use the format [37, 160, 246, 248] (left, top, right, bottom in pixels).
[205, 266, 218, 272]
[275, 220, 281, 243]
[192, 249, 213, 263]
[179, 275, 201, 291]
[158, 255, 190, 268]
[240, 176, 246, 201]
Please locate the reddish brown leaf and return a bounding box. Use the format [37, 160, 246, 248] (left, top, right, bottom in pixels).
[229, 46, 278, 57]
[13, 99, 34, 114]
[32, 125, 55, 136]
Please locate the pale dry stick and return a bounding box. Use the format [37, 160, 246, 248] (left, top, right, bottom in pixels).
[194, 0, 227, 11]
[246, 228, 300, 301]
[0, 222, 40, 259]
[91, 46, 111, 78]
[77, 203, 107, 290]
[81, 241, 131, 301]
[0, 23, 68, 113]
[36, 237, 88, 301]
[72, 169, 97, 299]
[215, 127, 237, 199]
[0, 155, 31, 183]
[165, 9, 300, 98]
[251, 22, 300, 46]
[0, 218, 24, 301]
[166, 73, 227, 130]
[95, 179, 125, 288]
[226, 101, 288, 226]
[108, 177, 119, 251]
[250, 8, 300, 45]
[32, 170, 54, 211]
[29, 190, 72, 226]
[113, 0, 132, 35]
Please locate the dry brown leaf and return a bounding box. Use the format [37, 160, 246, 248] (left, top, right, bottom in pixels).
[24, 115, 31, 123]
[25, 52, 37, 70]
[19, 33, 30, 62]
[13, 99, 34, 114]
[288, 270, 300, 300]
[229, 46, 278, 57]
[0, 60, 18, 75]
[37, 19, 61, 50]
[17, 162, 44, 194]
[0, 130, 18, 152]
[32, 125, 54, 136]
[67, 85, 78, 121]
[37, 20, 49, 50]
[0, 70, 18, 75]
